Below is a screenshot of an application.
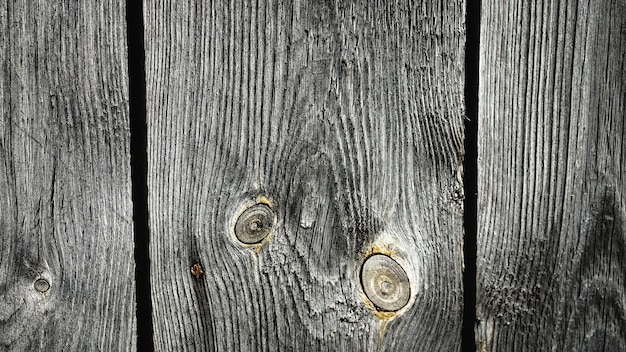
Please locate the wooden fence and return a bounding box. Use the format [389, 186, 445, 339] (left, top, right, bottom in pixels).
[1, 0, 624, 351]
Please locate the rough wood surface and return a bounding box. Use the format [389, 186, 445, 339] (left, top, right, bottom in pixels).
[0, 1, 135, 351]
[477, 0, 626, 350]
[145, 0, 466, 350]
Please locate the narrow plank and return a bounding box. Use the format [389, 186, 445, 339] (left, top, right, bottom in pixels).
[0, 1, 135, 350]
[477, 0, 626, 350]
[145, 0, 466, 350]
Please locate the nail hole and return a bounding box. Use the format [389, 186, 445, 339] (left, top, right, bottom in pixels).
[191, 263, 203, 279]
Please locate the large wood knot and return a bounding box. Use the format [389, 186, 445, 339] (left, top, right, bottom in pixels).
[361, 254, 411, 312]
[234, 204, 277, 244]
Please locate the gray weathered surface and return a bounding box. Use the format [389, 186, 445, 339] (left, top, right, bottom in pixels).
[477, 0, 626, 350]
[145, 0, 465, 350]
[0, 1, 135, 350]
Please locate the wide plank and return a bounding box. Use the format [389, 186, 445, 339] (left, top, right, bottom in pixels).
[0, 1, 135, 350]
[145, 0, 466, 350]
[477, 0, 626, 350]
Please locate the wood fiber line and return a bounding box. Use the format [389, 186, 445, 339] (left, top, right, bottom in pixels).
[477, 0, 626, 350]
[146, 1, 465, 351]
[0, 1, 135, 351]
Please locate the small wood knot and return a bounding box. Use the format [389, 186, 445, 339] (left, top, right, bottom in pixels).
[34, 278, 50, 293]
[235, 204, 276, 244]
[191, 263, 203, 278]
[361, 254, 411, 312]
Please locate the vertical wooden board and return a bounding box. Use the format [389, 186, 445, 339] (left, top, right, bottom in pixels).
[477, 0, 626, 350]
[0, 1, 135, 351]
[145, 0, 465, 351]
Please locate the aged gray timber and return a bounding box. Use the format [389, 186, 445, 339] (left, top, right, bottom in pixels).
[145, 0, 465, 351]
[477, 0, 626, 351]
[0, 1, 135, 351]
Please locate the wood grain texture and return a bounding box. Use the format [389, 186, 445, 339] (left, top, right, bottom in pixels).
[0, 1, 135, 351]
[477, 0, 626, 350]
[145, 0, 465, 350]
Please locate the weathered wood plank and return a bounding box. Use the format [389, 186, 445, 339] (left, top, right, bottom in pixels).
[0, 1, 135, 350]
[477, 0, 626, 350]
[145, 0, 466, 351]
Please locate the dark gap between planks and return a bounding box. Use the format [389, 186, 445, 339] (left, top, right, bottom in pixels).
[462, 0, 480, 351]
[127, 0, 154, 350]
